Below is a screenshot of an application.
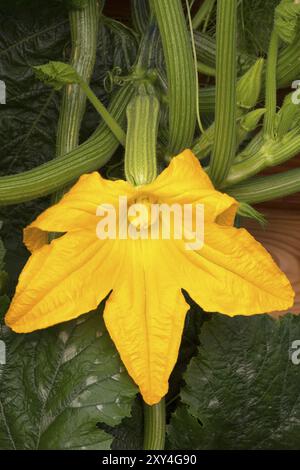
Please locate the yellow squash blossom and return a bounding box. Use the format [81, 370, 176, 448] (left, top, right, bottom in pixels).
[5, 150, 294, 405]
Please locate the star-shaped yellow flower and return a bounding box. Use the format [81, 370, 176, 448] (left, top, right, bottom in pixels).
[5, 150, 294, 404]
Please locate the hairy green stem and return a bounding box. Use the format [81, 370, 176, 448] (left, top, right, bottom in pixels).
[186, 0, 204, 134]
[209, 0, 237, 186]
[53, 0, 100, 205]
[224, 130, 300, 187]
[143, 400, 166, 450]
[227, 168, 300, 204]
[194, 58, 264, 160]
[56, 0, 100, 158]
[80, 80, 126, 145]
[150, 0, 196, 153]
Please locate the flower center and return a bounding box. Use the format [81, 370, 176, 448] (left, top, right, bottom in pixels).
[128, 196, 157, 230]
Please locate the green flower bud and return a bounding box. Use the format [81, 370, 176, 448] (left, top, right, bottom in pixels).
[237, 58, 264, 110]
[239, 108, 266, 133]
[237, 202, 267, 226]
[277, 92, 300, 138]
[237, 108, 266, 146]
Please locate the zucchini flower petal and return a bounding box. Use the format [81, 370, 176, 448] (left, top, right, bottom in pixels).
[5, 150, 294, 405]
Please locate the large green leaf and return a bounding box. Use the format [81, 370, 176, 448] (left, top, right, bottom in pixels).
[0, 307, 137, 450]
[168, 314, 300, 450]
[0, 3, 69, 174]
[237, 0, 281, 55]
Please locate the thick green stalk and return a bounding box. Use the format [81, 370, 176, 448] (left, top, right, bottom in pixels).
[224, 131, 300, 187]
[150, 0, 196, 153]
[0, 83, 134, 205]
[186, 0, 204, 134]
[143, 400, 166, 450]
[263, 30, 279, 139]
[227, 168, 300, 204]
[192, 0, 216, 30]
[53, 0, 99, 205]
[56, 1, 99, 158]
[194, 58, 264, 160]
[209, 0, 237, 186]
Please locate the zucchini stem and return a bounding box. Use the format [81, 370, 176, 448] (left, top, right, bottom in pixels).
[53, 0, 100, 206]
[151, 0, 196, 153]
[80, 80, 126, 146]
[143, 400, 166, 450]
[227, 168, 300, 204]
[209, 0, 237, 186]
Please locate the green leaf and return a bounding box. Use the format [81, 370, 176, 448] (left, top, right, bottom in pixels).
[168, 314, 300, 450]
[275, 0, 300, 45]
[0, 307, 137, 450]
[33, 61, 81, 90]
[109, 398, 144, 450]
[0, 3, 69, 175]
[167, 405, 204, 450]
